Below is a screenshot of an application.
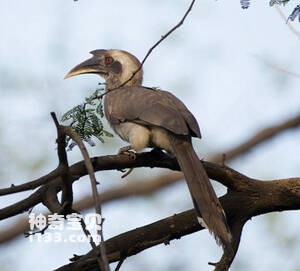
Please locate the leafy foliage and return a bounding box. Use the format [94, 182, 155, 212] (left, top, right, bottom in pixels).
[239, 0, 300, 23]
[61, 86, 113, 150]
[288, 4, 300, 22]
[269, 0, 290, 6]
[269, 0, 300, 23]
[240, 0, 250, 9]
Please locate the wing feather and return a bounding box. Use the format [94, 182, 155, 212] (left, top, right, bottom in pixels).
[104, 86, 201, 138]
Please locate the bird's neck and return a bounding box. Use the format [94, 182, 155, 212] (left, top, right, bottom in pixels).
[106, 70, 143, 89]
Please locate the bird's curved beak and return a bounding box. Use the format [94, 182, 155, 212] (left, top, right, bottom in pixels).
[64, 56, 106, 79]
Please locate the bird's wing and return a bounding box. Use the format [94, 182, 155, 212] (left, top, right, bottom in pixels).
[105, 86, 201, 138]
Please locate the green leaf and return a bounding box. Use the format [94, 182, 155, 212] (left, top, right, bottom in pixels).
[61, 85, 113, 150]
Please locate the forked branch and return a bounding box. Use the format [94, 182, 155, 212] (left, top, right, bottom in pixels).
[53, 157, 300, 271]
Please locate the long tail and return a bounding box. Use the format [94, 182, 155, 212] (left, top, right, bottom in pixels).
[171, 137, 232, 248]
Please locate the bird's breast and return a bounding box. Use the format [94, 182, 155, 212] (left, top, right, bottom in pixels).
[113, 122, 151, 152]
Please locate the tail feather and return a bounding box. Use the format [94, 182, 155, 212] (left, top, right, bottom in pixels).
[171, 137, 232, 248]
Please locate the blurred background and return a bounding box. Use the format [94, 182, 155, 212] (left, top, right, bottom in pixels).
[0, 0, 300, 270]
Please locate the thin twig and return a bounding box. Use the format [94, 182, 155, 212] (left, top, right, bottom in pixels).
[51, 112, 110, 271]
[97, 0, 196, 99]
[52, 113, 97, 249]
[0, 0, 196, 197]
[64, 128, 110, 271]
[24, 224, 50, 238]
[0, 169, 64, 196]
[80, 217, 97, 249]
[254, 54, 300, 79]
[209, 113, 300, 163]
[51, 112, 74, 213]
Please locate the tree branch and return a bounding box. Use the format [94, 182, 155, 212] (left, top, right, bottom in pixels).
[1, 113, 300, 242]
[1, 149, 300, 270]
[51, 112, 73, 214]
[209, 112, 300, 163]
[0, 172, 182, 243]
[97, 0, 195, 97]
[54, 166, 300, 271]
[2, 111, 299, 198]
[50, 112, 110, 271]
[1, 112, 300, 269]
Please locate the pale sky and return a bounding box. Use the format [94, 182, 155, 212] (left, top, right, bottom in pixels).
[0, 1, 300, 270]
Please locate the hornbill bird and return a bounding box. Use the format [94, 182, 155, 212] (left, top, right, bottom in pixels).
[65, 49, 232, 249]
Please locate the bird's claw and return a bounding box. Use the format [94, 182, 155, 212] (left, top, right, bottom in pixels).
[117, 146, 136, 177]
[121, 168, 134, 178]
[118, 146, 136, 160]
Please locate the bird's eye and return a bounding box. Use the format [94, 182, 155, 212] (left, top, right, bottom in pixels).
[104, 56, 114, 65]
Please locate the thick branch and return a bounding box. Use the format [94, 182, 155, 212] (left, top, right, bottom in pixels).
[1, 113, 300, 268]
[0, 172, 182, 243]
[54, 173, 300, 271]
[1, 151, 300, 270]
[55, 210, 201, 271]
[0, 150, 298, 220]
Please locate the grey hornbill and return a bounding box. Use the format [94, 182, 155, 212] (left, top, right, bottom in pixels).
[65, 49, 232, 248]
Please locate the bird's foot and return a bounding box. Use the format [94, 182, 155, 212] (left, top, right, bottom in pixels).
[118, 145, 136, 160]
[117, 145, 136, 178]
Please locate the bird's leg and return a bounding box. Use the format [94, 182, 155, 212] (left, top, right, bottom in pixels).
[117, 145, 136, 178]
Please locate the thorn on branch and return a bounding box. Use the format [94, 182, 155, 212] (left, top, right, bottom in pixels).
[163, 237, 171, 245]
[70, 254, 81, 262]
[24, 223, 50, 238]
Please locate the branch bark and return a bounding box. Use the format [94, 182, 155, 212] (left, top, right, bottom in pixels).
[1, 114, 300, 270]
[50, 112, 110, 271]
[1, 113, 300, 242]
[1, 151, 300, 270]
[54, 161, 300, 271]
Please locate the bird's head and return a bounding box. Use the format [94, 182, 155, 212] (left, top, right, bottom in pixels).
[64, 49, 143, 88]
